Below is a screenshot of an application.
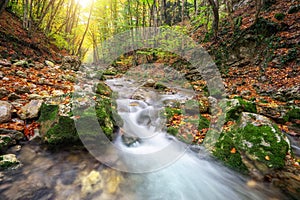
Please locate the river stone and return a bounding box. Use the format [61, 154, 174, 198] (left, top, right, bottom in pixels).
[18, 100, 43, 119]
[143, 79, 156, 87]
[0, 101, 12, 123]
[0, 154, 21, 170]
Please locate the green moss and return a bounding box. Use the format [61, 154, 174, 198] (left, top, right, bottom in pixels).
[274, 13, 285, 21]
[213, 130, 248, 173]
[167, 127, 179, 136]
[154, 82, 167, 91]
[103, 70, 117, 76]
[45, 116, 79, 145]
[164, 107, 182, 120]
[198, 115, 210, 130]
[235, 97, 257, 113]
[38, 103, 59, 122]
[0, 136, 13, 152]
[237, 124, 288, 169]
[284, 107, 300, 122]
[95, 82, 112, 97]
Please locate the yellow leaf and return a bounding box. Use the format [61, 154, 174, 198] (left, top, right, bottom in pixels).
[265, 155, 270, 161]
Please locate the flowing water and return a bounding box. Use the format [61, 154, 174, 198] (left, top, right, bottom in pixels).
[0, 78, 289, 200]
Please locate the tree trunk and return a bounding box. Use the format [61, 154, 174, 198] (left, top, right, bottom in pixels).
[77, 0, 93, 58]
[207, 0, 219, 38]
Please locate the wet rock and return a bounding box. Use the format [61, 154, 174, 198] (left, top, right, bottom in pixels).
[8, 93, 21, 101]
[0, 87, 8, 99]
[18, 100, 43, 119]
[0, 154, 21, 170]
[81, 170, 102, 197]
[121, 134, 140, 147]
[0, 101, 12, 123]
[0, 129, 24, 152]
[15, 86, 30, 94]
[143, 79, 156, 87]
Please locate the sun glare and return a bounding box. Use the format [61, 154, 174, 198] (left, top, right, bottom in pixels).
[76, 0, 93, 8]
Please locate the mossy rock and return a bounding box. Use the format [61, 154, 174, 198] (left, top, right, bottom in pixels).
[283, 107, 300, 122]
[0, 135, 13, 152]
[213, 113, 290, 175]
[214, 129, 248, 173]
[198, 114, 210, 130]
[167, 127, 179, 136]
[220, 98, 257, 122]
[0, 154, 21, 170]
[95, 82, 112, 97]
[44, 116, 79, 145]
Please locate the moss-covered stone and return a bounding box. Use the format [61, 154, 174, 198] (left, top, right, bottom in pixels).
[167, 127, 179, 136]
[214, 129, 248, 173]
[44, 116, 79, 145]
[95, 82, 112, 97]
[0, 135, 13, 152]
[0, 154, 21, 170]
[284, 107, 300, 122]
[198, 114, 210, 130]
[213, 112, 290, 175]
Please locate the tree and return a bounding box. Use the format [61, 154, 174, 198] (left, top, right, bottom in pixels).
[207, 0, 219, 38]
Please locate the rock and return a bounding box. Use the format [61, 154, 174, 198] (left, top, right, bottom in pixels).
[51, 90, 64, 97]
[14, 60, 28, 67]
[256, 103, 286, 120]
[121, 134, 140, 147]
[7, 93, 21, 101]
[61, 56, 81, 71]
[95, 82, 112, 97]
[154, 82, 168, 90]
[18, 100, 43, 119]
[0, 87, 8, 99]
[45, 60, 55, 67]
[38, 104, 79, 145]
[214, 112, 290, 179]
[0, 71, 3, 79]
[15, 86, 30, 94]
[81, 170, 102, 197]
[0, 101, 12, 123]
[143, 79, 156, 87]
[28, 94, 43, 100]
[0, 128, 24, 153]
[16, 70, 27, 78]
[0, 154, 21, 170]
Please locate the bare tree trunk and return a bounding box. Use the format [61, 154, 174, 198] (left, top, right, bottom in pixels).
[226, 0, 234, 31]
[207, 0, 219, 38]
[255, 0, 262, 24]
[77, 0, 93, 58]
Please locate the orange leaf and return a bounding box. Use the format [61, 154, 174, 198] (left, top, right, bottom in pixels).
[230, 148, 236, 154]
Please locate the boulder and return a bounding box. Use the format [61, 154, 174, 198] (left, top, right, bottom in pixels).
[0, 154, 21, 170]
[0, 101, 12, 123]
[18, 100, 43, 119]
[214, 112, 290, 179]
